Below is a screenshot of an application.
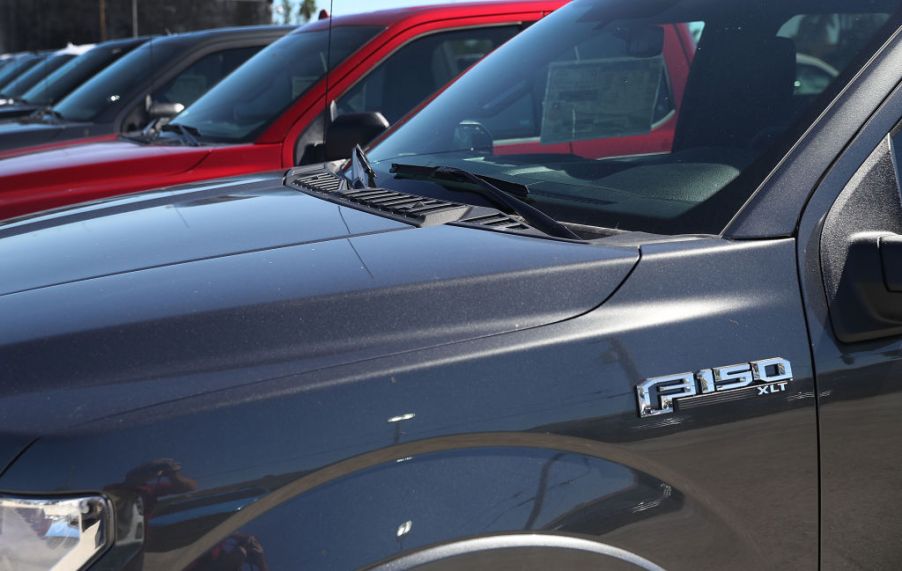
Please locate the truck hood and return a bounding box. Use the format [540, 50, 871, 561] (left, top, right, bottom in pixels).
[0, 174, 638, 439]
[0, 139, 209, 186]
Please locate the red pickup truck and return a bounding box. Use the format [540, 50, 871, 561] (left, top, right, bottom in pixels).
[0, 2, 695, 221]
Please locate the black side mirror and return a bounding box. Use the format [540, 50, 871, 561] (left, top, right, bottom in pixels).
[830, 233, 902, 343]
[879, 235, 902, 292]
[324, 112, 389, 161]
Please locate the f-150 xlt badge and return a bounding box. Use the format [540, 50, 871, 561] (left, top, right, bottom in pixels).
[636, 357, 793, 418]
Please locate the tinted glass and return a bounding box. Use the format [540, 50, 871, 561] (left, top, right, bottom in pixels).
[22, 41, 143, 106]
[368, 0, 901, 236]
[55, 38, 180, 122]
[0, 55, 43, 91]
[338, 26, 520, 124]
[152, 46, 260, 108]
[172, 26, 381, 143]
[0, 53, 75, 99]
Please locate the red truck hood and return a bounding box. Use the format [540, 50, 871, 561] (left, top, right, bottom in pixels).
[0, 140, 210, 218]
[0, 140, 209, 178]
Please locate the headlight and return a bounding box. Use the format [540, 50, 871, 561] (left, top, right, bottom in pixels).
[0, 494, 111, 570]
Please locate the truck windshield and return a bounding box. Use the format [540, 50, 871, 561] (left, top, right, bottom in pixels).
[22, 41, 141, 106]
[0, 55, 43, 91]
[171, 26, 382, 143]
[0, 53, 74, 99]
[54, 39, 179, 122]
[368, 0, 901, 235]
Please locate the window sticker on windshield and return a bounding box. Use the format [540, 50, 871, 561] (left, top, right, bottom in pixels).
[540, 57, 664, 144]
[292, 76, 319, 100]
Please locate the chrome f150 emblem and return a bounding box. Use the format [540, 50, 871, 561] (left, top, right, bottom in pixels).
[636, 357, 793, 418]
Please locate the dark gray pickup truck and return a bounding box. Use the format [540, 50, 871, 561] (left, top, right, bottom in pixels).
[1, 0, 902, 569]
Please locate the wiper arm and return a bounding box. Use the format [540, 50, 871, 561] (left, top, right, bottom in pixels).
[23, 106, 65, 124]
[391, 162, 579, 240]
[349, 144, 376, 189]
[162, 123, 201, 147]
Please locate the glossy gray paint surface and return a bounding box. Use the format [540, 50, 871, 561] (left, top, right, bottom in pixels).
[0, 188, 818, 568]
[0, 177, 637, 439]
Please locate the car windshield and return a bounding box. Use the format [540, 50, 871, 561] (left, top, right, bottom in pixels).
[368, 0, 901, 236]
[1, 53, 75, 99]
[54, 38, 179, 122]
[22, 42, 140, 106]
[171, 26, 382, 143]
[0, 55, 42, 91]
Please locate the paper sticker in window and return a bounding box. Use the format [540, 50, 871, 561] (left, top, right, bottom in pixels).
[540, 57, 664, 144]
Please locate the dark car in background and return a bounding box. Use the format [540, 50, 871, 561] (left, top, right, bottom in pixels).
[0, 43, 93, 107]
[1, 0, 901, 569]
[0, 38, 146, 121]
[0, 52, 46, 93]
[0, 25, 292, 154]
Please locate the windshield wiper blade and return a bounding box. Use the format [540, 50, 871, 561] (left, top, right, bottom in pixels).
[162, 123, 201, 147]
[390, 162, 579, 240]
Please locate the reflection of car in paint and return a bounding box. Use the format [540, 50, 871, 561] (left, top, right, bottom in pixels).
[0, 2, 563, 221]
[3, 0, 902, 570]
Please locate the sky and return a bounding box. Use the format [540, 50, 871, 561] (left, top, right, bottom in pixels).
[274, 0, 453, 22]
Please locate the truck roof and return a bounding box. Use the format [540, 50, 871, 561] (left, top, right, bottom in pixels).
[303, 0, 566, 30]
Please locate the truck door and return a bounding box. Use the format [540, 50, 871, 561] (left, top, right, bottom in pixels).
[799, 88, 902, 568]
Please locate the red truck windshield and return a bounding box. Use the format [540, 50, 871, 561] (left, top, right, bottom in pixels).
[368, 0, 900, 235]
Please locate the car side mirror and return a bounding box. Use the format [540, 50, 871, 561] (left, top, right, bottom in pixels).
[323, 112, 389, 161]
[879, 235, 902, 292]
[453, 120, 494, 151]
[148, 101, 184, 120]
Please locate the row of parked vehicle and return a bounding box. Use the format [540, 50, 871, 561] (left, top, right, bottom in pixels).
[0, 4, 565, 220]
[4, 0, 902, 569]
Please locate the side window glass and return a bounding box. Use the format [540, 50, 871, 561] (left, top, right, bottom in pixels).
[153, 46, 260, 109]
[337, 26, 519, 124]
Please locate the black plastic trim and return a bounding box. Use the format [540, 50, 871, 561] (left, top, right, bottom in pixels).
[286, 165, 554, 238]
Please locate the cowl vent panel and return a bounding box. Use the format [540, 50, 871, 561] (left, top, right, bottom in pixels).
[285, 166, 544, 236]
